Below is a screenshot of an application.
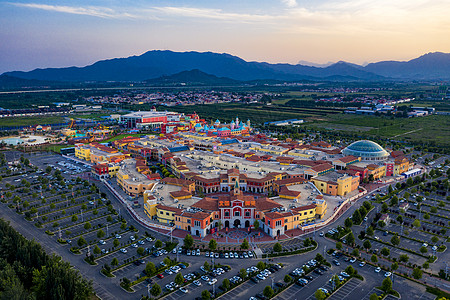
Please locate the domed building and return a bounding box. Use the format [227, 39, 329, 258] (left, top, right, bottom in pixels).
[342, 140, 389, 161]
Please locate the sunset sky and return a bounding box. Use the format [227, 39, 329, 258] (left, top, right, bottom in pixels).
[1, 0, 450, 73]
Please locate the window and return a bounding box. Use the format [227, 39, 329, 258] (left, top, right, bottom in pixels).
[268, 220, 271, 226]
[245, 211, 250, 217]
[166, 212, 169, 216]
[310, 211, 313, 214]
[256, 215, 260, 219]
[276, 220, 282, 226]
[224, 211, 230, 217]
[234, 211, 240, 217]
[187, 220, 191, 224]
[304, 212, 307, 215]
[194, 220, 201, 227]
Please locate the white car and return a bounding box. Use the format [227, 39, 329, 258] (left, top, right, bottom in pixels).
[375, 267, 381, 273]
[98, 240, 106, 245]
[120, 248, 127, 253]
[208, 278, 217, 285]
[225, 253, 229, 259]
[131, 243, 138, 248]
[130, 236, 136, 241]
[385, 272, 392, 277]
[193, 280, 201, 286]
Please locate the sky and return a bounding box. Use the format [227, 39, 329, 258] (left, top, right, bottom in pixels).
[1, 0, 450, 74]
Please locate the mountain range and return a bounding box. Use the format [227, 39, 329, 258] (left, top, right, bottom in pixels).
[3, 50, 450, 83]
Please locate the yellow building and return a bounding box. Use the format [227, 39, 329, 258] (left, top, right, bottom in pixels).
[156, 204, 182, 224]
[312, 172, 359, 196]
[75, 145, 91, 161]
[108, 164, 120, 177]
[394, 157, 410, 176]
[143, 191, 157, 219]
[116, 166, 155, 196]
[367, 164, 386, 180]
[314, 196, 328, 218]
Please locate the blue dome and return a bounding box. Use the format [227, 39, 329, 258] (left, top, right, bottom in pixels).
[342, 140, 389, 160]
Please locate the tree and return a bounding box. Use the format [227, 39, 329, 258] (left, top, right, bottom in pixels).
[431, 236, 439, 244]
[239, 268, 247, 279]
[412, 268, 423, 279]
[352, 210, 362, 224]
[381, 247, 390, 256]
[351, 249, 360, 257]
[241, 238, 249, 250]
[424, 213, 430, 220]
[201, 290, 211, 300]
[175, 273, 184, 285]
[137, 247, 145, 256]
[163, 257, 171, 266]
[72, 215, 78, 222]
[208, 239, 217, 251]
[106, 215, 113, 222]
[284, 274, 292, 283]
[77, 236, 86, 247]
[336, 242, 343, 250]
[183, 234, 194, 249]
[111, 257, 119, 266]
[150, 284, 161, 297]
[273, 242, 282, 252]
[263, 286, 274, 298]
[370, 293, 379, 300]
[371, 254, 378, 263]
[366, 226, 374, 236]
[113, 239, 119, 248]
[391, 262, 398, 271]
[359, 206, 367, 217]
[390, 196, 399, 207]
[257, 261, 266, 270]
[253, 220, 260, 230]
[145, 262, 156, 275]
[346, 232, 355, 245]
[423, 262, 430, 269]
[345, 265, 356, 276]
[345, 218, 353, 228]
[381, 203, 388, 213]
[315, 289, 326, 300]
[222, 278, 230, 290]
[412, 219, 421, 229]
[399, 254, 409, 263]
[94, 245, 101, 255]
[396, 215, 403, 223]
[97, 229, 105, 238]
[381, 277, 393, 293]
[391, 235, 400, 246]
[363, 240, 372, 250]
[420, 246, 428, 254]
[84, 222, 91, 230]
[203, 261, 211, 272]
[430, 206, 438, 213]
[155, 239, 163, 248]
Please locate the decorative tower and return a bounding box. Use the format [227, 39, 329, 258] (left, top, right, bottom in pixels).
[233, 180, 240, 195]
[247, 119, 251, 128]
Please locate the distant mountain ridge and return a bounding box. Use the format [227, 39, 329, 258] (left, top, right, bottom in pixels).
[4, 50, 450, 82]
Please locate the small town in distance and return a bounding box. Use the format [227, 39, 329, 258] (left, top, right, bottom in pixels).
[0, 84, 448, 300]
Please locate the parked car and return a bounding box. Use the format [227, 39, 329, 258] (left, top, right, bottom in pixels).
[375, 267, 381, 273]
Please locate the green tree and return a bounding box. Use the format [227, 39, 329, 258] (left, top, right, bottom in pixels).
[346, 232, 355, 245]
[183, 234, 194, 249]
[201, 290, 211, 300]
[370, 293, 379, 300]
[345, 265, 356, 276]
[381, 277, 392, 293]
[381, 247, 390, 256]
[284, 274, 292, 283]
[97, 229, 105, 238]
[145, 262, 156, 275]
[430, 206, 437, 213]
[391, 235, 400, 246]
[412, 268, 423, 279]
[352, 209, 362, 224]
[203, 261, 211, 272]
[412, 219, 421, 229]
[253, 220, 260, 230]
[431, 236, 439, 244]
[72, 215, 78, 222]
[371, 254, 378, 263]
[366, 226, 374, 236]
[336, 242, 343, 250]
[209, 239, 217, 251]
[420, 246, 428, 254]
[163, 257, 171, 266]
[363, 240, 372, 250]
[263, 286, 274, 298]
[84, 222, 91, 230]
[273, 242, 282, 252]
[351, 249, 360, 257]
[175, 272, 184, 285]
[257, 261, 266, 270]
[155, 239, 163, 248]
[94, 245, 101, 255]
[239, 268, 247, 279]
[241, 238, 249, 250]
[391, 262, 398, 271]
[113, 239, 119, 248]
[345, 217, 353, 228]
[137, 247, 145, 256]
[315, 289, 327, 300]
[77, 236, 87, 247]
[222, 278, 230, 290]
[150, 284, 161, 297]
[111, 257, 119, 266]
[399, 254, 409, 263]
[106, 215, 113, 222]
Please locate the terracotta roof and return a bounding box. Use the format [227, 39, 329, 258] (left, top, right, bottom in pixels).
[311, 163, 333, 172]
[161, 177, 193, 187]
[337, 155, 358, 164]
[292, 204, 316, 213]
[191, 197, 219, 211]
[275, 177, 306, 186]
[181, 211, 211, 220]
[156, 204, 183, 214]
[264, 211, 284, 220]
[278, 186, 301, 198]
[170, 190, 192, 198]
[255, 198, 282, 211]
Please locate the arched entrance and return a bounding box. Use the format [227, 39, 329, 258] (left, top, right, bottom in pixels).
[233, 219, 241, 228]
[276, 229, 280, 236]
[195, 230, 200, 236]
[245, 220, 250, 228]
[225, 220, 230, 228]
[188, 225, 191, 231]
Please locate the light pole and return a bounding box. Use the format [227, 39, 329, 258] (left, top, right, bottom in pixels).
[147, 284, 150, 299]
